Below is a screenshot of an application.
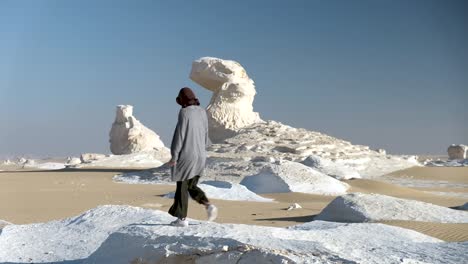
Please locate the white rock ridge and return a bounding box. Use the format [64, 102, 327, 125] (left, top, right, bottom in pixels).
[190, 57, 263, 142]
[315, 193, 468, 223]
[109, 105, 169, 155]
[1, 205, 467, 264]
[447, 144, 467, 160]
[205, 120, 420, 178]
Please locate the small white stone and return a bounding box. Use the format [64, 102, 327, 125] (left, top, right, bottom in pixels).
[286, 203, 302, 210]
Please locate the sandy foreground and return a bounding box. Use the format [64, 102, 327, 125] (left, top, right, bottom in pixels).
[0, 167, 467, 242]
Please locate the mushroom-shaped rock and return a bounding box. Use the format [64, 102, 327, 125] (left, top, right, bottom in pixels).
[447, 144, 467, 160]
[190, 57, 263, 142]
[109, 105, 168, 155]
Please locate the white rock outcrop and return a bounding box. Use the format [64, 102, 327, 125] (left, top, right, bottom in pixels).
[447, 144, 467, 160]
[80, 153, 106, 163]
[240, 160, 349, 195]
[2, 160, 13, 165]
[109, 105, 168, 155]
[315, 193, 468, 223]
[75, 152, 165, 169]
[190, 57, 263, 142]
[1, 205, 467, 264]
[66, 157, 82, 165]
[301, 155, 361, 180]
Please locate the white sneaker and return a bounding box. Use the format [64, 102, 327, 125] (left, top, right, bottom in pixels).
[170, 218, 189, 227]
[206, 204, 218, 222]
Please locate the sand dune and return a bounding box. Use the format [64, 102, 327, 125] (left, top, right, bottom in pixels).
[381, 221, 468, 242]
[387, 166, 468, 184]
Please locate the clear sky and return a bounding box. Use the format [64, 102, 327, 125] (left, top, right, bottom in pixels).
[0, 0, 467, 158]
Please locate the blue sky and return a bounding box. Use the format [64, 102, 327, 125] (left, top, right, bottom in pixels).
[0, 0, 467, 157]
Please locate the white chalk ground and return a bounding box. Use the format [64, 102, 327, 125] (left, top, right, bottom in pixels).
[240, 161, 349, 195]
[315, 193, 468, 223]
[0, 205, 466, 264]
[163, 181, 273, 202]
[73, 152, 165, 169]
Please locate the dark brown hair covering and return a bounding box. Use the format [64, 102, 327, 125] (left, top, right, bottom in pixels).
[176, 87, 200, 108]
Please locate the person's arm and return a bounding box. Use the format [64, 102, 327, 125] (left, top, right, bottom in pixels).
[170, 110, 187, 163]
[204, 112, 211, 148]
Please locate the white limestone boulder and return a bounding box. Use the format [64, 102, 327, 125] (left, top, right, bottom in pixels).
[240, 160, 349, 195]
[190, 57, 263, 142]
[315, 193, 468, 223]
[447, 144, 467, 160]
[109, 105, 169, 155]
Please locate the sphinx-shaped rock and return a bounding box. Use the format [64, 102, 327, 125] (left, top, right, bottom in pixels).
[109, 105, 168, 155]
[447, 144, 467, 160]
[190, 57, 263, 142]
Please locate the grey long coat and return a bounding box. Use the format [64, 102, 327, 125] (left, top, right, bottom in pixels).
[170, 105, 210, 182]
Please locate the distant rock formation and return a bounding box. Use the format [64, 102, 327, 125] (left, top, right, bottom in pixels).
[190, 57, 263, 142]
[447, 144, 467, 160]
[67, 157, 82, 165]
[80, 153, 106, 163]
[109, 105, 168, 155]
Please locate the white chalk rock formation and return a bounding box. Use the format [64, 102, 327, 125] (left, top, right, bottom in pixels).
[301, 155, 361, 180]
[66, 157, 82, 165]
[240, 161, 349, 195]
[315, 193, 468, 223]
[190, 57, 263, 142]
[80, 153, 106, 163]
[2, 160, 12, 165]
[75, 152, 165, 169]
[109, 105, 168, 155]
[1, 205, 467, 264]
[23, 159, 35, 166]
[205, 121, 419, 179]
[447, 144, 467, 160]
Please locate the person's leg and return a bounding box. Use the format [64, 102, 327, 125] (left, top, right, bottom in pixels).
[168, 180, 189, 219]
[187, 176, 218, 221]
[187, 176, 209, 205]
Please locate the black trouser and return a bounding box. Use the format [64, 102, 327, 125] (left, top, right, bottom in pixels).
[168, 176, 209, 219]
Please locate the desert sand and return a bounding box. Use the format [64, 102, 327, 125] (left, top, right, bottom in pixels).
[1, 166, 466, 242]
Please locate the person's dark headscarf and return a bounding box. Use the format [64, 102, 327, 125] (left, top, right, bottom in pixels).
[176, 87, 200, 108]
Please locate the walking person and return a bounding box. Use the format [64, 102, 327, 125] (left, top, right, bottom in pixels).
[167, 87, 218, 227]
